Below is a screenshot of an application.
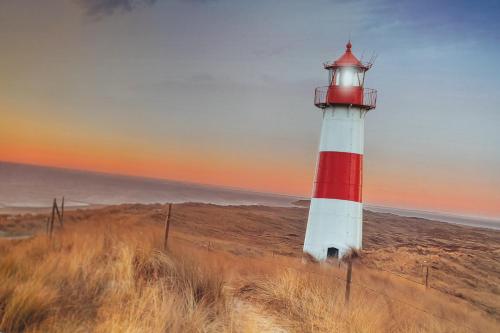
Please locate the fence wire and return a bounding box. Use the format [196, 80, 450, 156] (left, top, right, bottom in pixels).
[285, 262, 480, 333]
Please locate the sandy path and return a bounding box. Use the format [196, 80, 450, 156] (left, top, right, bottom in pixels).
[233, 298, 289, 333]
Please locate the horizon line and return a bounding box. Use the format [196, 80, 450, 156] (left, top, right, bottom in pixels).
[2, 159, 499, 221]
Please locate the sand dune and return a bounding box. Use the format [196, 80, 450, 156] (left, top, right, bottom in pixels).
[1, 202, 499, 331]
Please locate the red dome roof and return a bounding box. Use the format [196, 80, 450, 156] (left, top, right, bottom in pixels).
[325, 41, 368, 70]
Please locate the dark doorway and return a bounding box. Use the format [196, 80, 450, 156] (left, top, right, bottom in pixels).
[327, 247, 339, 258]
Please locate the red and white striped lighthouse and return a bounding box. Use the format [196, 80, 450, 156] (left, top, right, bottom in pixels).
[304, 41, 377, 261]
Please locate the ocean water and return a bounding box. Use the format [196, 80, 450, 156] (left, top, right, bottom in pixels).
[365, 205, 500, 231]
[0, 162, 300, 208]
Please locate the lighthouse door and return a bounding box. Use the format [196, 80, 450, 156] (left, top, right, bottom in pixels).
[327, 247, 339, 259]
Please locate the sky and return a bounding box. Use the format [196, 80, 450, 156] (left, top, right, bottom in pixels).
[0, 0, 499, 218]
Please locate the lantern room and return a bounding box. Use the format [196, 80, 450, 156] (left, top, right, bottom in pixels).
[314, 41, 377, 110]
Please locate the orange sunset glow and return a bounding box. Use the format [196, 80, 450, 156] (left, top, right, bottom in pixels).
[3, 102, 499, 218]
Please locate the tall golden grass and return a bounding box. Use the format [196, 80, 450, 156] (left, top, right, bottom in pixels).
[0, 221, 235, 332]
[0, 218, 497, 332]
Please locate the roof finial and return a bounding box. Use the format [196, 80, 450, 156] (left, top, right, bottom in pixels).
[346, 40, 352, 51]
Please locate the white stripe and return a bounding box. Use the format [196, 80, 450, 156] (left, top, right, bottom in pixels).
[303, 198, 363, 261]
[318, 106, 365, 154]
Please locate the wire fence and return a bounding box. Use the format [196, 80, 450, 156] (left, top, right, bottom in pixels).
[284, 262, 480, 333]
[41, 201, 482, 333]
[223, 245, 480, 332]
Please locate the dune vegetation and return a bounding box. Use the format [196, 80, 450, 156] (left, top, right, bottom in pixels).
[0, 205, 498, 332]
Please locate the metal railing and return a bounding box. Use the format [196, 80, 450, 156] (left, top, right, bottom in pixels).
[314, 86, 377, 110]
[363, 88, 377, 109]
[314, 86, 329, 107]
[323, 60, 373, 70]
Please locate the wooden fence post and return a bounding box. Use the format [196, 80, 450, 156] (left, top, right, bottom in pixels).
[425, 265, 429, 288]
[49, 199, 56, 239]
[163, 203, 172, 250]
[53, 198, 63, 227]
[60, 196, 65, 226]
[345, 260, 353, 304]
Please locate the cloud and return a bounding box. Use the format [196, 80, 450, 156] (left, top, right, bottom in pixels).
[76, 0, 215, 18]
[76, 0, 158, 18]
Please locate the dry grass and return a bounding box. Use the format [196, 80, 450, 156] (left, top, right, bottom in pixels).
[240, 265, 495, 333]
[0, 205, 498, 332]
[0, 222, 234, 332]
[245, 269, 385, 332]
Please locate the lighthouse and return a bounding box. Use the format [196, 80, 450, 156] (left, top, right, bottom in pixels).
[303, 41, 377, 261]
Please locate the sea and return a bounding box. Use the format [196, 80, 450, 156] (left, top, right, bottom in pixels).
[364, 205, 500, 231]
[0, 161, 298, 208]
[1, 161, 499, 230]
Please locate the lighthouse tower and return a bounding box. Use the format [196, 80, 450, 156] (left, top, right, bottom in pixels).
[303, 41, 377, 261]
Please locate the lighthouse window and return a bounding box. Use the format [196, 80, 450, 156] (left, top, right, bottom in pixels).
[335, 68, 361, 87]
[340, 69, 354, 86]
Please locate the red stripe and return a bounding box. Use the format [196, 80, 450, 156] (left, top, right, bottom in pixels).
[313, 151, 363, 202]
